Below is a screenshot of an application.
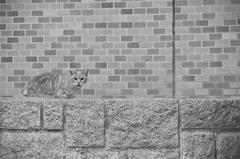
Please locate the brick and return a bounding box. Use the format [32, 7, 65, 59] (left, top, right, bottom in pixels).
[231, 0, 240, 4]
[196, 20, 208, 26]
[45, 50, 56, 55]
[182, 76, 195, 82]
[114, 69, 126, 75]
[147, 8, 159, 14]
[153, 28, 165, 34]
[8, 76, 19, 82]
[224, 75, 236, 82]
[51, 42, 62, 49]
[32, 0, 43, 3]
[209, 34, 222, 40]
[95, 36, 106, 42]
[203, 13, 215, 19]
[224, 19, 236, 25]
[51, 17, 62, 23]
[1, 57, 12, 63]
[63, 3, 75, 9]
[70, 36, 81, 42]
[203, 27, 215, 33]
[121, 9, 132, 14]
[203, 0, 215, 5]
[32, 10, 43, 16]
[121, 22, 133, 28]
[217, 133, 240, 159]
[13, 17, 25, 23]
[181, 132, 215, 159]
[70, 63, 81, 68]
[210, 61, 222, 67]
[121, 36, 133, 41]
[106, 99, 178, 149]
[216, 83, 229, 89]
[127, 42, 139, 48]
[127, 69, 139, 75]
[83, 49, 94, 55]
[108, 22, 119, 28]
[32, 37, 43, 43]
[114, 2, 126, 8]
[67, 149, 178, 159]
[217, 26, 229, 32]
[95, 62, 107, 68]
[82, 10, 94, 16]
[180, 99, 240, 129]
[7, 11, 18, 17]
[134, 8, 146, 14]
[83, 89, 94, 95]
[0, 24, 6, 30]
[203, 82, 215, 88]
[82, 23, 94, 29]
[70, 10, 81, 15]
[38, 17, 50, 23]
[14, 70, 25, 75]
[43, 100, 63, 130]
[0, 99, 41, 129]
[101, 2, 113, 8]
[63, 29, 75, 35]
[231, 40, 240, 46]
[95, 23, 107, 28]
[134, 22, 146, 28]
[32, 63, 43, 69]
[154, 15, 166, 21]
[66, 100, 104, 147]
[0, 132, 63, 158]
[128, 82, 139, 88]
[108, 76, 120, 81]
[210, 47, 222, 53]
[63, 56, 75, 62]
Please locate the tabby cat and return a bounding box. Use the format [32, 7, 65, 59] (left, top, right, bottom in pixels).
[22, 70, 88, 99]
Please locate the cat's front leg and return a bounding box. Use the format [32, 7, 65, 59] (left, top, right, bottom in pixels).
[55, 89, 75, 99]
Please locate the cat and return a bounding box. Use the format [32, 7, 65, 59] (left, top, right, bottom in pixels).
[22, 69, 88, 99]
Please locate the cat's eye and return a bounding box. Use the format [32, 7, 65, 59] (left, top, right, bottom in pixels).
[81, 78, 85, 81]
[74, 78, 77, 80]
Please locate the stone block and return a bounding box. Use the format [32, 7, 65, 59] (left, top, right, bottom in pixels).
[106, 99, 178, 149]
[180, 99, 240, 129]
[181, 132, 215, 159]
[66, 149, 179, 159]
[66, 100, 105, 147]
[43, 100, 63, 130]
[0, 132, 64, 158]
[0, 98, 41, 129]
[217, 133, 240, 159]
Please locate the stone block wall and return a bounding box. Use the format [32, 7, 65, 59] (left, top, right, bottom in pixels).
[1, 97, 240, 158]
[0, 0, 239, 98]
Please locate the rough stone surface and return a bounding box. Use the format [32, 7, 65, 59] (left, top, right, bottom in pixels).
[181, 132, 215, 159]
[106, 99, 178, 149]
[66, 149, 179, 159]
[180, 99, 240, 129]
[0, 132, 64, 159]
[66, 99, 105, 147]
[43, 100, 63, 129]
[0, 98, 41, 129]
[217, 133, 240, 159]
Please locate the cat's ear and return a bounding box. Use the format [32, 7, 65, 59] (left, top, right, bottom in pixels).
[70, 70, 75, 75]
[85, 70, 89, 76]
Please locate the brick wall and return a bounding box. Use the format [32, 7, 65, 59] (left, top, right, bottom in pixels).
[0, 0, 240, 98]
[175, 0, 240, 97]
[1, 98, 240, 158]
[0, 0, 173, 98]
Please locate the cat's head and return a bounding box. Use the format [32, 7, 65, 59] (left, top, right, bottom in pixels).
[70, 70, 88, 88]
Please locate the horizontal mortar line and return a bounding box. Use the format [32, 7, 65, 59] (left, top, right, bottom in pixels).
[0, 128, 63, 132]
[181, 128, 240, 133]
[68, 145, 105, 149]
[109, 146, 179, 150]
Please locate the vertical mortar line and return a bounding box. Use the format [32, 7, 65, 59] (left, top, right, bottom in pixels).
[62, 103, 67, 159]
[40, 103, 44, 131]
[172, 0, 176, 98]
[103, 101, 107, 148]
[177, 99, 181, 159]
[214, 132, 217, 159]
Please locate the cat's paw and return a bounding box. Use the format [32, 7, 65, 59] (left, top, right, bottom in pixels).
[22, 88, 28, 96]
